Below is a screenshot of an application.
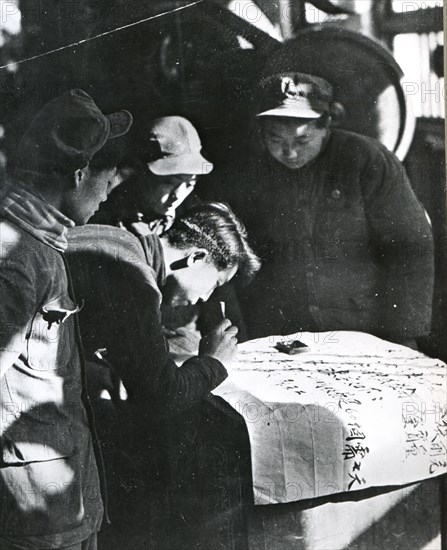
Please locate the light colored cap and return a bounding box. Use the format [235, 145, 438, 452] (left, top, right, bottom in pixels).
[146, 116, 213, 176]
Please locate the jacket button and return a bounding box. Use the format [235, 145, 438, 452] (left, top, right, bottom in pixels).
[331, 189, 341, 199]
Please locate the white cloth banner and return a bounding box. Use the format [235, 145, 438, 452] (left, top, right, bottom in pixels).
[213, 331, 447, 504]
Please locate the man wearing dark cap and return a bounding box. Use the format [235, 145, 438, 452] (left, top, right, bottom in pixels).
[94, 116, 213, 236]
[230, 72, 434, 348]
[0, 89, 132, 549]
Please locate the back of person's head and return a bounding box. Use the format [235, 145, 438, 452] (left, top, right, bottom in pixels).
[166, 202, 260, 284]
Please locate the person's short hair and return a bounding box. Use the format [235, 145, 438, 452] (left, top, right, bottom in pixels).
[313, 112, 330, 129]
[12, 137, 126, 192]
[166, 202, 261, 284]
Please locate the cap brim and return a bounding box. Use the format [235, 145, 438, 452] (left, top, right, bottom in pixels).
[107, 110, 133, 139]
[257, 105, 325, 119]
[148, 153, 213, 176]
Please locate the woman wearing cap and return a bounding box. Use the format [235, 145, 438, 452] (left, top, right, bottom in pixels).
[227, 72, 434, 349]
[93, 116, 211, 236]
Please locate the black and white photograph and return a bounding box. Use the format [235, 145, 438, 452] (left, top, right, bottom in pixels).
[0, 1, 445, 549]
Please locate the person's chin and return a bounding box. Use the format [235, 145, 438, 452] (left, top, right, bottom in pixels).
[163, 296, 191, 307]
[75, 214, 90, 226]
[280, 159, 305, 170]
[176, 299, 193, 307]
[84, 206, 100, 223]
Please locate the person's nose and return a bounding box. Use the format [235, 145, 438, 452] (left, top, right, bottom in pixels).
[283, 144, 298, 160]
[111, 170, 126, 190]
[174, 182, 190, 199]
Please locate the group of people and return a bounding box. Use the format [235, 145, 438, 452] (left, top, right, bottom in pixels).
[0, 66, 434, 549]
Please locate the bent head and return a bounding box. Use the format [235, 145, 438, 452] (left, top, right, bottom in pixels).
[123, 116, 211, 218]
[256, 72, 336, 170]
[13, 89, 132, 225]
[261, 115, 330, 170]
[63, 137, 130, 224]
[61, 171, 112, 225]
[161, 203, 260, 306]
[163, 252, 238, 307]
[139, 171, 197, 218]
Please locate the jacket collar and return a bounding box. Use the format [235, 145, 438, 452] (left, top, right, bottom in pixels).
[0, 182, 75, 252]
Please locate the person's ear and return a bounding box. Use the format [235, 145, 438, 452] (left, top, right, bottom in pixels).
[118, 166, 135, 181]
[254, 119, 267, 153]
[74, 164, 89, 188]
[109, 167, 129, 191]
[188, 249, 208, 265]
[170, 249, 208, 271]
[328, 102, 345, 127]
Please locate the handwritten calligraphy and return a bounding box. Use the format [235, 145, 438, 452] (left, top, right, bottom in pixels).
[229, 332, 447, 502]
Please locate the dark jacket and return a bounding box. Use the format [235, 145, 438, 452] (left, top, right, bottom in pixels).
[226, 130, 434, 343]
[0, 184, 102, 543]
[66, 225, 227, 416]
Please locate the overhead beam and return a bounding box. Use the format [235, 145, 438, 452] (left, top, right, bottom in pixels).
[381, 7, 443, 35]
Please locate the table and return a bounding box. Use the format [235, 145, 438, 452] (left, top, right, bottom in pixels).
[213, 331, 447, 506]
